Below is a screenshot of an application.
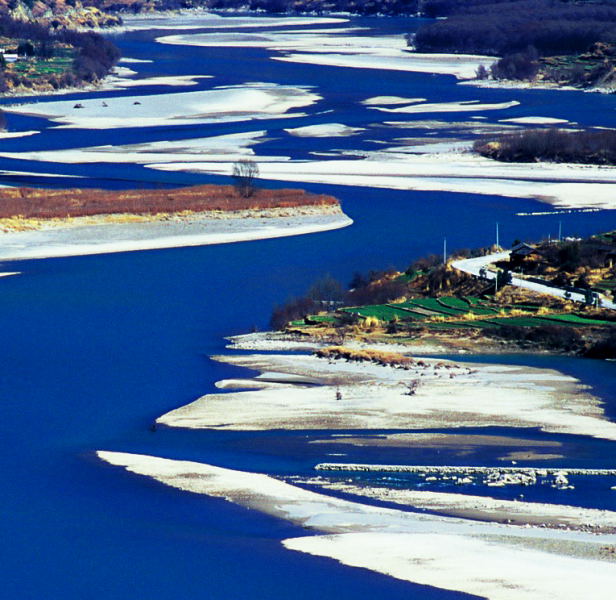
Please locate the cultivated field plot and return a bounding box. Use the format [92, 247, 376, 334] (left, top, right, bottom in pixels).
[310, 295, 615, 332]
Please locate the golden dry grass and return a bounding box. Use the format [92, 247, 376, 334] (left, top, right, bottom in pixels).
[315, 345, 414, 367]
[0, 184, 339, 220]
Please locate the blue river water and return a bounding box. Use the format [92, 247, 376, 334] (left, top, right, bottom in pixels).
[0, 13, 616, 600]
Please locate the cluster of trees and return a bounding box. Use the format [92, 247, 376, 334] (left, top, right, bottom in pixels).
[532, 240, 616, 288]
[0, 14, 120, 91]
[488, 322, 616, 356]
[347, 269, 408, 305]
[585, 331, 616, 358]
[271, 248, 499, 329]
[270, 274, 346, 330]
[412, 0, 616, 57]
[270, 270, 410, 329]
[486, 324, 584, 352]
[474, 128, 616, 165]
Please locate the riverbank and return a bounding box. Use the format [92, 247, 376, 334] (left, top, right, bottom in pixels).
[97, 451, 616, 600]
[157, 334, 616, 441]
[0, 206, 351, 261]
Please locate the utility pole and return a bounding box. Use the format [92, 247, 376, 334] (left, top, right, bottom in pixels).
[443, 237, 447, 265]
[496, 222, 500, 248]
[558, 221, 562, 242]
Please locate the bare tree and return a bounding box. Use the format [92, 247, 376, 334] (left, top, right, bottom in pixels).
[232, 159, 259, 198]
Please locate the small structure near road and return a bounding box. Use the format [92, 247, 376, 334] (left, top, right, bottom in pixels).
[509, 242, 542, 270]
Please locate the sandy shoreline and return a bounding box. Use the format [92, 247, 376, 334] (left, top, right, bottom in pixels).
[96, 332, 616, 597]
[0, 208, 352, 262]
[294, 475, 616, 532]
[148, 149, 616, 211]
[97, 451, 616, 600]
[155, 337, 616, 442]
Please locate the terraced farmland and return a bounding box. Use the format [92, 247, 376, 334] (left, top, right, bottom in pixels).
[296, 295, 614, 334]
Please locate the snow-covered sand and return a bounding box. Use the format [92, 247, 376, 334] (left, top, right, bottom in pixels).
[0, 210, 352, 261]
[226, 331, 447, 354]
[0, 130, 39, 140]
[97, 452, 616, 600]
[362, 95, 426, 105]
[3, 83, 320, 129]
[369, 99, 520, 114]
[156, 350, 616, 441]
[500, 116, 570, 125]
[104, 73, 212, 90]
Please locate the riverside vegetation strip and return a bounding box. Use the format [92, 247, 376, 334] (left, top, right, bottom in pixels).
[0, 184, 350, 258]
[271, 231, 616, 357]
[0, 13, 120, 93]
[0, 183, 339, 225]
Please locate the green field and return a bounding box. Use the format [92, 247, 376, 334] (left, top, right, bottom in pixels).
[438, 297, 471, 310]
[342, 304, 415, 321]
[295, 293, 615, 336]
[9, 47, 74, 79]
[536, 314, 615, 326]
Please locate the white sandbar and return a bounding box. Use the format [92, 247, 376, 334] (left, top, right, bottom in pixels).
[500, 116, 570, 125]
[284, 123, 365, 137]
[147, 150, 616, 210]
[0, 210, 352, 261]
[156, 350, 616, 441]
[97, 451, 616, 600]
[3, 83, 320, 129]
[158, 29, 493, 79]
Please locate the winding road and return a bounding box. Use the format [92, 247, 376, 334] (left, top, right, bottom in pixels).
[452, 251, 616, 310]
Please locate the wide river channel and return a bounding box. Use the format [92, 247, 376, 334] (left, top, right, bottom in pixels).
[1, 12, 616, 600]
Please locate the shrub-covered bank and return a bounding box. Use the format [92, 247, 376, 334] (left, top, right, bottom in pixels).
[0, 14, 120, 92]
[270, 233, 616, 358]
[474, 129, 616, 166]
[411, 0, 616, 88]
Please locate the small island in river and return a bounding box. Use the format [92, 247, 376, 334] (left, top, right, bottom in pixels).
[269, 230, 616, 358]
[0, 182, 351, 261]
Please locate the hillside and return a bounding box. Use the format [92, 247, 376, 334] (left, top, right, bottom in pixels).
[412, 0, 616, 88]
[270, 235, 616, 357]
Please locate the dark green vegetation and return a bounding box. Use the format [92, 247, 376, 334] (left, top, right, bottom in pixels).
[0, 15, 120, 93]
[272, 234, 616, 358]
[413, 0, 616, 56]
[474, 129, 616, 166]
[412, 0, 616, 87]
[501, 232, 616, 294]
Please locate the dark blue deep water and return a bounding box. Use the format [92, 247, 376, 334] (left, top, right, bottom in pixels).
[1, 13, 616, 600]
